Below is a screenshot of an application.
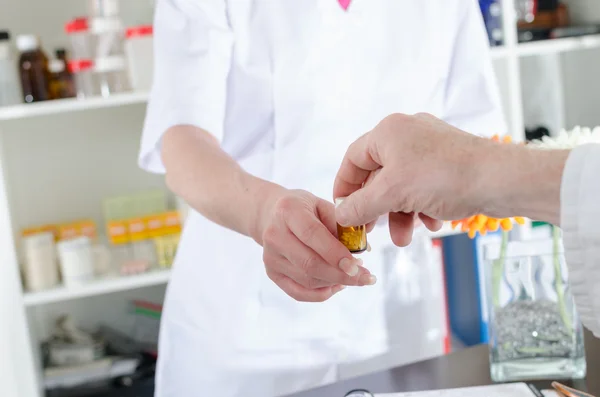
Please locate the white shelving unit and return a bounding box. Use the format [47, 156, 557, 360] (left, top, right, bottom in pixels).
[2, 0, 600, 396]
[22, 269, 171, 307]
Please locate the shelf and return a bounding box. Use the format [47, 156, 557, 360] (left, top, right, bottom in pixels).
[0, 91, 149, 122]
[22, 269, 170, 307]
[490, 46, 509, 60]
[517, 34, 600, 57]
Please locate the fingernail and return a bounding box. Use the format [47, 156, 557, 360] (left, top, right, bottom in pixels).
[339, 258, 359, 277]
[336, 208, 350, 226]
[359, 274, 377, 286]
[366, 242, 372, 252]
[333, 285, 346, 294]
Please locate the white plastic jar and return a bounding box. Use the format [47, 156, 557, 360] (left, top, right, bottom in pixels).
[57, 237, 95, 287]
[68, 59, 96, 99]
[22, 232, 60, 291]
[65, 18, 93, 60]
[124, 25, 153, 91]
[94, 56, 130, 97]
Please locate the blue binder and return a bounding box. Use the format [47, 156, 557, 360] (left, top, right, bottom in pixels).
[442, 231, 502, 347]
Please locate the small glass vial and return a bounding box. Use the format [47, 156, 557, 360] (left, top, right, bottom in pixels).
[335, 198, 367, 253]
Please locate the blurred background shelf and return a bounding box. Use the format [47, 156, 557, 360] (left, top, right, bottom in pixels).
[22, 270, 171, 307]
[517, 33, 600, 56]
[0, 91, 149, 122]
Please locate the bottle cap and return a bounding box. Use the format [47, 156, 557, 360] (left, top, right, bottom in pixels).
[48, 59, 66, 74]
[0, 31, 10, 41]
[55, 48, 67, 59]
[126, 25, 153, 39]
[16, 35, 39, 52]
[65, 17, 89, 33]
[94, 55, 126, 72]
[68, 59, 94, 73]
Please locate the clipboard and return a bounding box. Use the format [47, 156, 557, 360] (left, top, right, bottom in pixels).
[344, 383, 544, 397]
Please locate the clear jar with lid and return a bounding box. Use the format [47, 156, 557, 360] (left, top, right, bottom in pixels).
[91, 16, 125, 59]
[0, 30, 21, 106]
[94, 56, 129, 97]
[88, 0, 120, 18]
[124, 26, 153, 91]
[68, 59, 96, 99]
[65, 18, 93, 60]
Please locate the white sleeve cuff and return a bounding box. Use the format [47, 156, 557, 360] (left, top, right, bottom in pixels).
[561, 144, 600, 338]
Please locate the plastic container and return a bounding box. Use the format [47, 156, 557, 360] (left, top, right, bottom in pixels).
[94, 56, 129, 97]
[68, 59, 95, 99]
[88, 0, 120, 18]
[0, 31, 22, 106]
[48, 59, 76, 99]
[124, 25, 153, 91]
[22, 232, 60, 291]
[57, 236, 95, 287]
[65, 18, 92, 60]
[17, 34, 51, 103]
[90, 17, 124, 60]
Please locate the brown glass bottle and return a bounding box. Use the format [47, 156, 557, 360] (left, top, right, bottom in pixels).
[335, 198, 368, 253]
[17, 35, 51, 103]
[48, 59, 76, 99]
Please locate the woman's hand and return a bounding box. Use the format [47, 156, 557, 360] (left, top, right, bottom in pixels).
[256, 189, 376, 302]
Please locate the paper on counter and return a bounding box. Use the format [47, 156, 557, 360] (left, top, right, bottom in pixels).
[374, 383, 541, 397]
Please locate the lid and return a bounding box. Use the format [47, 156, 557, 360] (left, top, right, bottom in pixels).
[91, 17, 123, 34]
[65, 17, 89, 33]
[55, 48, 68, 59]
[94, 55, 126, 72]
[49, 59, 66, 73]
[0, 31, 10, 41]
[68, 59, 93, 73]
[126, 25, 153, 39]
[16, 34, 39, 52]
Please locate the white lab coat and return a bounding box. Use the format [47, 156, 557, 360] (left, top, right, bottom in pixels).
[561, 144, 600, 338]
[138, 1, 505, 396]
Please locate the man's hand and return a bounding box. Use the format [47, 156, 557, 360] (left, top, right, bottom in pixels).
[257, 189, 376, 302]
[333, 113, 503, 246]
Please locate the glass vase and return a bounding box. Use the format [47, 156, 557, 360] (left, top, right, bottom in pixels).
[484, 230, 586, 382]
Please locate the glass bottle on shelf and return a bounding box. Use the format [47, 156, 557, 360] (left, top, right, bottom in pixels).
[0, 31, 22, 106]
[16, 34, 51, 103]
[48, 59, 76, 99]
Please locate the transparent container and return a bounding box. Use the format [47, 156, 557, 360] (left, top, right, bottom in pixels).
[68, 59, 95, 99]
[124, 25, 153, 91]
[485, 235, 586, 382]
[94, 56, 129, 97]
[0, 31, 22, 106]
[65, 18, 92, 60]
[90, 17, 124, 60]
[88, 0, 120, 18]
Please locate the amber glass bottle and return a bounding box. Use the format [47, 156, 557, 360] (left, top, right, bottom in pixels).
[335, 198, 368, 253]
[16, 35, 51, 103]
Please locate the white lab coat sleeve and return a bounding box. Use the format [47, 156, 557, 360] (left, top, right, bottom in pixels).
[561, 144, 600, 337]
[442, 0, 506, 138]
[138, 0, 233, 174]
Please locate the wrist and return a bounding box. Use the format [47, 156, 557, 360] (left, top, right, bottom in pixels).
[243, 175, 286, 245]
[478, 144, 569, 224]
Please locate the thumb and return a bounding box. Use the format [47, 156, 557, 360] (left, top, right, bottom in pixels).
[336, 178, 391, 227]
